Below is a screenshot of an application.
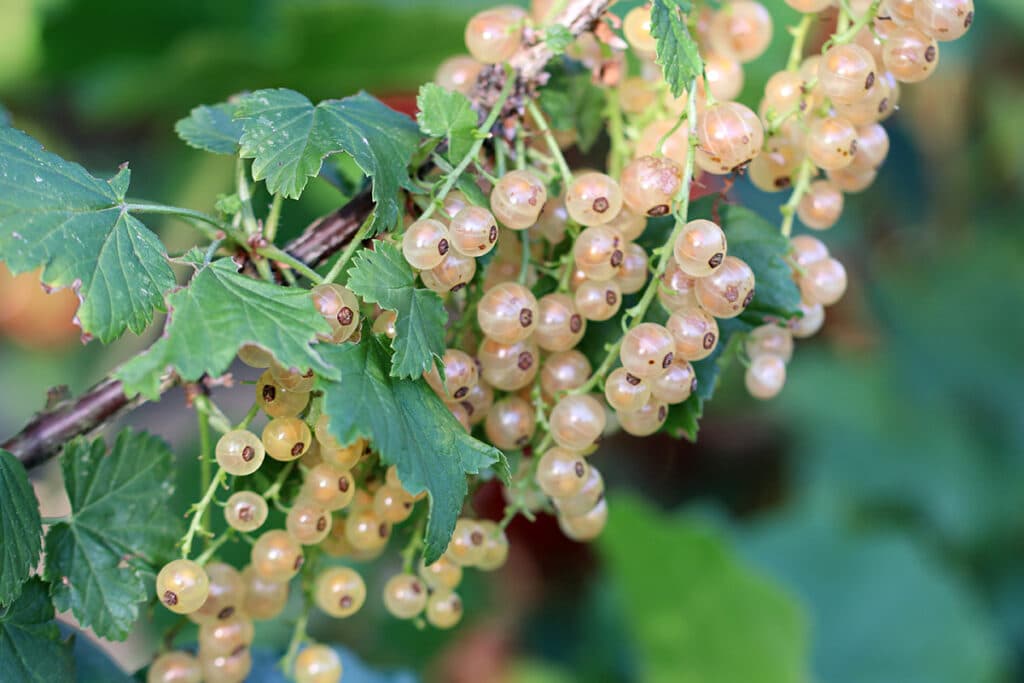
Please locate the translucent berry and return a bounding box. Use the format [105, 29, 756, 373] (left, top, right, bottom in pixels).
[447, 518, 488, 566]
[148, 651, 201, 683]
[850, 123, 890, 172]
[450, 206, 499, 256]
[745, 354, 787, 399]
[883, 26, 939, 83]
[748, 136, 803, 193]
[566, 172, 623, 226]
[620, 323, 676, 379]
[262, 417, 311, 461]
[198, 613, 254, 658]
[310, 283, 360, 343]
[251, 529, 304, 582]
[827, 165, 877, 194]
[553, 465, 604, 517]
[623, 5, 656, 55]
[745, 324, 794, 362]
[302, 463, 356, 512]
[704, 52, 745, 102]
[374, 485, 415, 524]
[694, 256, 755, 318]
[558, 498, 609, 541]
[286, 500, 332, 545]
[695, 101, 765, 174]
[650, 356, 697, 404]
[800, 257, 848, 306]
[549, 394, 606, 450]
[477, 336, 539, 391]
[419, 555, 463, 591]
[575, 279, 622, 321]
[315, 566, 366, 618]
[604, 367, 652, 413]
[621, 156, 683, 217]
[435, 55, 482, 95]
[199, 648, 251, 683]
[798, 180, 844, 230]
[806, 116, 858, 170]
[791, 234, 829, 268]
[402, 219, 451, 270]
[536, 447, 590, 498]
[215, 430, 265, 476]
[485, 396, 536, 450]
[658, 261, 699, 313]
[191, 562, 245, 623]
[255, 370, 309, 418]
[460, 381, 494, 426]
[819, 44, 877, 106]
[242, 566, 289, 620]
[534, 194, 570, 244]
[345, 508, 391, 553]
[708, 1, 773, 63]
[424, 348, 479, 400]
[790, 300, 826, 338]
[383, 574, 428, 619]
[476, 520, 509, 571]
[915, 0, 974, 41]
[617, 242, 649, 295]
[465, 6, 526, 64]
[673, 219, 727, 278]
[666, 307, 720, 361]
[238, 344, 274, 369]
[760, 70, 806, 120]
[491, 169, 547, 230]
[540, 350, 592, 401]
[294, 645, 342, 683]
[636, 119, 692, 168]
[225, 491, 268, 532]
[535, 293, 586, 352]
[574, 226, 625, 282]
[477, 282, 539, 344]
[157, 559, 209, 615]
[420, 250, 477, 293]
[617, 397, 669, 437]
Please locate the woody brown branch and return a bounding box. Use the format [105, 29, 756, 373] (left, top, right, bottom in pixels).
[1, 0, 613, 469]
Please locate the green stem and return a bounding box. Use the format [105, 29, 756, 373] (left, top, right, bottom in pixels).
[263, 461, 297, 502]
[518, 231, 531, 285]
[525, 99, 573, 184]
[280, 609, 309, 675]
[827, 0, 882, 48]
[123, 203, 231, 242]
[264, 194, 284, 243]
[322, 216, 373, 284]
[236, 403, 261, 430]
[258, 246, 324, 284]
[195, 396, 213, 551]
[786, 14, 814, 72]
[780, 159, 816, 238]
[180, 468, 227, 559]
[401, 517, 425, 574]
[195, 529, 235, 566]
[236, 158, 260, 237]
[605, 88, 628, 179]
[571, 80, 700, 396]
[421, 66, 518, 221]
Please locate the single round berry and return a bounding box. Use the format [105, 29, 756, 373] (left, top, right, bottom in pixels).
[694, 256, 756, 318]
[286, 500, 332, 545]
[704, 51, 745, 102]
[199, 647, 251, 683]
[658, 261, 699, 313]
[383, 574, 428, 619]
[424, 348, 479, 400]
[315, 566, 366, 618]
[558, 497, 609, 541]
[651, 356, 697, 405]
[636, 119, 692, 168]
[450, 206, 499, 256]
[790, 300, 826, 338]
[620, 155, 683, 217]
[536, 447, 590, 498]
[294, 645, 342, 683]
[553, 465, 604, 517]
[883, 26, 940, 83]
[197, 613, 254, 658]
[191, 562, 244, 624]
[242, 567, 289, 621]
[476, 520, 510, 571]
[819, 44, 878, 106]
[617, 397, 669, 437]
[566, 172, 624, 226]
[549, 394, 606, 450]
[695, 101, 764, 174]
[420, 554, 463, 591]
[477, 282, 539, 344]
[535, 293, 586, 352]
[604, 367, 652, 413]
[461, 381, 494, 426]
[477, 336, 539, 391]
[420, 250, 477, 293]
[798, 180, 844, 230]
[760, 70, 805, 119]
[425, 590, 464, 629]
[791, 234, 830, 268]
[485, 396, 536, 450]
[574, 226, 626, 282]
[666, 307, 720, 361]
[224, 491, 268, 533]
[403, 219, 451, 270]
[617, 242, 650, 295]
[708, 1, 773, 63]
[302, 463, 356, 512]
[850, 123, 890, 172]
[447, 518, 488, 566]
[620, 323, 676, 379]
[746, 324, 794, 363]
[623, 5, 656, 55]
[255, 371, 309, 418]
[215, 429, 265, 476]
[374, 484, 416, 524]
[157, 559, 209, 615]
[251, 530, 304, 583]
[800, 257, 848, 306]
[491, 169, 547, 230]
[148, 651, 201, 683]
[914, 0, 974, 42]
[465, 6, 526, 64]
[345, 508, 391, 553]
[310, 283, 360, 343]
[745, 354, 787, 400]
[534, 194, 570, 244]
[238, 344, 274, 369]
[806, 116, 858, 171]
[262, 417, 311, 461]
[575, 279, 622, 321]
[748, 136, 803, 193]
[435, 55, 482, 95]
[674, 219, 727, 278]
[540, 350, 592, 401]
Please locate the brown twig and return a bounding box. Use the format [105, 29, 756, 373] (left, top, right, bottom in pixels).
[1, 0, 613, 469]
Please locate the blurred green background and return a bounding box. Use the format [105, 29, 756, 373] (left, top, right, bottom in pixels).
[1, 0, 1023, 681]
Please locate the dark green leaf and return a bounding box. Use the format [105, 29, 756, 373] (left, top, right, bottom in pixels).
[0, 127, 174, 342]
[0, 579, 74, 683]
[235, 89, 419, 231]
[346, 242, 447, 379]
[539, 62, 606, 152]
[599, 496, 809, 683]
[650, 0, 703, 98]
[43, 430, 181, 641]
[117, 259, 335, 399]
[174, 102, 243, 154]
[317, 336, 508, 563]
[416, 83, 477, 162]
[0, 450, 42, 605]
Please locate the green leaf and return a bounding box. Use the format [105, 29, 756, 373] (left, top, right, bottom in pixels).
[540, 61, 606, 152]
[234, 89, 419, 231]
[0, 579, 74, 683]
[0, 450, 42, 605]
[599, 496, 809, 683]
[416, 83, 477, 162]
[174, 102, 243, 155]
[117, 259, 336, 399]
[317, 336, 508, 564]
[544, 25, 574, 55]
[43, 430, 181, 641]
[737, 506, 1007, 683]
[346, 242, 447, 378]
[0, 127, 174, 342]
[650, 0, 703, 98]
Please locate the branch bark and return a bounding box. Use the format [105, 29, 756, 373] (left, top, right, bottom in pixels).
[1, 0, 612, 469]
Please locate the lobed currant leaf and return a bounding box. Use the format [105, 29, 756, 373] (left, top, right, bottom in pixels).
[0, 450, 42, 605]
[0, 579, 74, 683]
[43, 430, 181, 641]
[0, 127, 175, 342]
[346, 241, 447, 379]
[599, 496, 809, 683]
[416, 83, 478, 162]
[317, 335, 509, 564]
[234, 89, 419, 231]
[117, 258, 336, 400]
[174, 102, 244, 155]
[650, 0, 703, 98]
